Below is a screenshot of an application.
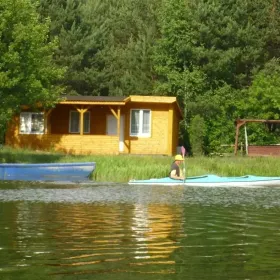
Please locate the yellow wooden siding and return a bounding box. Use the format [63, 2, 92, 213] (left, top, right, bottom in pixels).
[5, 97, 181, 156]
[121, 103, 171, 155]
[5, 115, 119, 154]
[172, 108, 180, 155]
[6, 132, 119, 155]
[52, 135, 119, 154]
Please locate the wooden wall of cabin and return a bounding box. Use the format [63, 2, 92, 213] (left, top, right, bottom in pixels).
[5, 101, 181, 156]
[121, 102, 171, 155]
[5, 110, 120, 154]
[172, 106, 181, 155]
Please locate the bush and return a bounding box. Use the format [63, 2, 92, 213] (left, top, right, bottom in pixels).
[189, 115, 206, 156]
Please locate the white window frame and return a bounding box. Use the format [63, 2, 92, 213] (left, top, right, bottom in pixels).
[69, 111, 90, 134]
[19, 112, 44, 134]
[130, 109, 151, 137]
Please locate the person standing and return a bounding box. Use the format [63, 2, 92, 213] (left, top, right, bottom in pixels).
[169, 154, 185, 180]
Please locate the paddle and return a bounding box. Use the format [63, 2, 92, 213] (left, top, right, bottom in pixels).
[181, 146, 186, 182]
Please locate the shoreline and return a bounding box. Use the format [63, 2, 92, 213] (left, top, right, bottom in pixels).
[1, 146, 280, 183]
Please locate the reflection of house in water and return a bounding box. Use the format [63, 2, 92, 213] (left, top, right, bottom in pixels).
[131, 204, 184, 268]
[10, 199, 186, 276]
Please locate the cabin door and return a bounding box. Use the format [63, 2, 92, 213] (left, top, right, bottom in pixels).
[106, 115, 125, 152]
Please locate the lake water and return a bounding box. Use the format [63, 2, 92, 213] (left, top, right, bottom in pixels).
[1, 181, 280, 280]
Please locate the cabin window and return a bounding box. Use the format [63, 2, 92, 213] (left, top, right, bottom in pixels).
[69, 111, 90, 133]
[19, 112, 44, 134]
[83, 112, 90, 133]
[130, 109, 151, 137]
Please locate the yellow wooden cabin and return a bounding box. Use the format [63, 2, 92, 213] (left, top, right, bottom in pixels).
[5, 95, 182, 155]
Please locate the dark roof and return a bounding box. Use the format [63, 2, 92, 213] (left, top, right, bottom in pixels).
[62, 95, 128, 102]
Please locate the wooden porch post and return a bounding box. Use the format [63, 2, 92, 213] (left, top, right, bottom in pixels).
[109, 106, 121, 153]
[76, 107, 89, 135]
[80, 110, 84, 135]
[117, 106, 120, 137]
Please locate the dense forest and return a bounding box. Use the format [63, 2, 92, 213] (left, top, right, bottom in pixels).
[1, 0, 280, 154]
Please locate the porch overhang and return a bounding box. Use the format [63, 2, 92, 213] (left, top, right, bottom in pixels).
[59, 95, 130, 106]
[129, 95, 183, 119]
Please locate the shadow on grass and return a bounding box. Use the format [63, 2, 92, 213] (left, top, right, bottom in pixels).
[0, 151, 64, 163]
[0, 147, 85, 164]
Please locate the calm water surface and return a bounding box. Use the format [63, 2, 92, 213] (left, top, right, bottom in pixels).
[1, 181, 280, 280]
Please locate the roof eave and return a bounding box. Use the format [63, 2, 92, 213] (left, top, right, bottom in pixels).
[59, 101, 127, 106]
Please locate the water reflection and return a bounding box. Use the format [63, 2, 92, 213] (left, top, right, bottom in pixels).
[5, 201, 185, 277]
[131, 204, 184, 270]
[1, 183, 280, 279]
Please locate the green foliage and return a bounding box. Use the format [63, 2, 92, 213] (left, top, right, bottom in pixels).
[38, 0, 91, 95]
[38, 0, 159, 96]
[189, 115, 206, 156]
[153, 0, 280, 151]
[94, 0, 160, 96]
[0, 0, 64, 139]
[1, 0, 280, 152]
[36, 0, 280, 150]
[243, 58, 280, 119]
[153, 0, 274, 91]
[236, 58, 280, 144]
